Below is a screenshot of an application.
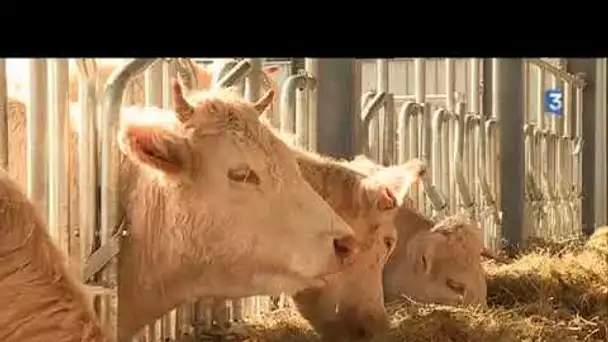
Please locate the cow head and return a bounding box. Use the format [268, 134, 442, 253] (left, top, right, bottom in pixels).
[384, 215, 488, 307]
[117, 81, 359, 300]
[291, 153, 427, 342]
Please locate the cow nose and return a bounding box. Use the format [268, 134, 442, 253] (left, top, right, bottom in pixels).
[333, 235, 359, 265]
[345, 311, 389, 340]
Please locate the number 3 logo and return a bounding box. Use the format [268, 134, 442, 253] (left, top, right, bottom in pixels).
[548, 92, 563, 111]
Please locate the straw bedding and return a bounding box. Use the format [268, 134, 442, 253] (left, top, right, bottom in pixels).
[198, 227, 608, 341]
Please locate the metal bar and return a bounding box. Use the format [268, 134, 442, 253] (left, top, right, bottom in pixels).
[595, 58, 607, 226]
[496, 58, 525, 247]
[145, 60, 164, 108]
[414, 59, 426, 103]
[567, 59, 594, 236]
[215, 60, 252, 89]
[430, 108, 449, 216]
[27, 59, 49, 219]
[528, 59, 586, 87]
[75, 59, 98, 275]
[315, 59, 359, 159]
[360, 92, 388, 156]
[100, 58, 157, 340]
[376, 59, 389, 164]
[0, 59, 7, 170]
[454, 102, 473, 210]
[280, 74, 310, 146]
[47, 59, 70, 249]
[305, 59, 319, 151]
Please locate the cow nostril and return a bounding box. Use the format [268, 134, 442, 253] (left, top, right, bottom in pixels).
[333, 236, 359, 264]
[355, 327, 370, 339]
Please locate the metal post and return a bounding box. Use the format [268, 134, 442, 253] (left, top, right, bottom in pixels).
[0, 59, 7, 171]
[567, 59, 597, 235]
[305, 59, 319, 150]
[482, 59, 493, 117]
[27, 59, 48, 219]
[314, 59, 359, 159]
[495, 58, 525, 247]
[594, 58, 607, 227]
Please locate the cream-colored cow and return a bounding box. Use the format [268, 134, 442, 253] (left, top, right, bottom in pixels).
[349, 155, 490, 307]
[291, 148, 426, 341]
[0, 170, 112, 342]
[7, 80, 360, 340]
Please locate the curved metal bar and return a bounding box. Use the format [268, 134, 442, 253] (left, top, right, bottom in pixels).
[485, 118, 500, 213]
[381, 93, 395, 165]
[294, 70, 316, 150]
[99, 58, 156, 335]
[464, 114, 480, 219]
[280, 73, 314, 140]
[359, 91, 376, 156]
[397, 102, 422, 164]
[478, 115, 500, 225]
[359, 92, 388, 156]
[215, 60, 252, 89]
[454, 102, 473, 209]
[523, 123, 542, 202]
[100, 58, 157, 240]
[426, 108, 449, 215]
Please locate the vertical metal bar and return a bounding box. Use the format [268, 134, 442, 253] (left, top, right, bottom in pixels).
[27, 59, 49, 219]
[161, 61, 178, 342]
[103, 59, 157, 341]
[496, 58, 525, 247]
[446, 59, 457, 213]
[144, 59, 164, 342]
[376, 59, 389, 164]
[145, 61, 164, 108]
[567, 59, 595, 236]
[237, 57, 265, 323]
[315, 59, 359, 159]
[482, 59, 493, 117]
[595, 58, 607, 226]
[76, 59, 98, 274]
[305, 59, 319, 151]
[469, 58, 480, 113]
[47, 59, 70, 250]
[296, 77, 310, 149]
[0, 59, 7, 170]
[163, 62, 175, 109]
[446, 59, 455, 112]
[490, 59, 501, 216]
[413, 59, 426, 208]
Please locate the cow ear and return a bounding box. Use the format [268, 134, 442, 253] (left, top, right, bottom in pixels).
[366, 158, 427, 211]
[119, 124, 189, 175]
[263, 65, 281, 77]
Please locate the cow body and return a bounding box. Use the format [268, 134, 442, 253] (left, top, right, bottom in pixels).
[0, 170, 112, 342]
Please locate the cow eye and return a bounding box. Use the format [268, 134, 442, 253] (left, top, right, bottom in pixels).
[446, 279, 465, 295]
[227, 165, 261, 185]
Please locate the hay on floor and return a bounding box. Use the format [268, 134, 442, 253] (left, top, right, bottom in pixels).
[224, 228, 608, 342]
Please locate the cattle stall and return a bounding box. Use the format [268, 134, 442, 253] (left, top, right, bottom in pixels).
[0, 58, 600, 342]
